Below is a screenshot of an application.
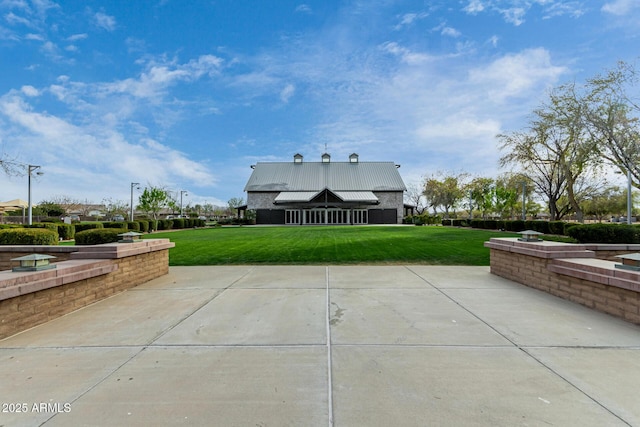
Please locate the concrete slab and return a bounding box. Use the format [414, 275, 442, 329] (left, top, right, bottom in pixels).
[231, 265, 327, 288]
[329, 288, 510, 346]
[408, 265, 518, 289]
[3, 289, 220, 347]
[156, 288, 326, 345]
[0, 347, 141, 427]
[331, 346, 628, 426]
[444, 287, 640, 347]
[134, 265, 253, 289]
[526, 348, 640, 425]
[43, 347, 329, 427]
[328, 265, 430, 288]
[1, 265, 639, 426]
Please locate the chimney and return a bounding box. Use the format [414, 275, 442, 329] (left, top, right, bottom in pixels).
[293, 153, 303, 164]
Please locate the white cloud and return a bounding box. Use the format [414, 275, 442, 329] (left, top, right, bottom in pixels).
[394, 12, 428, 30]
[463, 0, 486, 14]
[441, 26, 461, 37]
[67, 33, 87, 41]
[380, 41, 432, 64]
[602, 0, 640, 15]
[20, 85, 39, 96]
[468, 47, 566, 101]
[295, 4, 312, 14]
[94, 11, 116, 31]
[280, 83, 295, 103]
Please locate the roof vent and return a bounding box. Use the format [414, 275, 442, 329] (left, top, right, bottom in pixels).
[293, 153, 303, 164]
[321, 153, 331, 163]
[349, 153, 359, 163]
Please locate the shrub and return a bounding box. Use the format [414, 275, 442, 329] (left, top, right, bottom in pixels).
[483, 220, 498, 230]
[56, 223, 75, 240]
[75, 228, 127, 245]
[567, 223, 640, 244]
[75, 222, 104, 232]
[172, 218, 186, 229]
[504, 220, 525, 232]
[148, 219, 158, 232]
[157, 219, 173, 230]
[137, 220, 150, 233]
[125, 221, 140, 231]
[469, 219, 484, 229]
[548, 221, 566, 235]
[26, 222, 59, 233]
[451, 219, 470, 227]
[525, 220, 550, 234]
[103, 222, 124, 229]
[0, 228, 59, 245]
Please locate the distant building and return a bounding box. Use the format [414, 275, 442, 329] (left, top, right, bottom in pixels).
[243, 153, 407, 225]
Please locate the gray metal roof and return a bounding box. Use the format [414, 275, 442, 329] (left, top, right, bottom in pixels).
[244, 161, 406, 192]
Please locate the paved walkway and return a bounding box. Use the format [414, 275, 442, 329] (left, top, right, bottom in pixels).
[1, 265, 640, 426]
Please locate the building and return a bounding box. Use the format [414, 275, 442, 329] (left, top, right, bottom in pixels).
[243, 153, 408, 225]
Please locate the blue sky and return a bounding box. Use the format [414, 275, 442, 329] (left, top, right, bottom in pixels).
[1, 0, 639, 208]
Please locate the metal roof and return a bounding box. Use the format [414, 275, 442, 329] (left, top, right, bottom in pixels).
[244, 161, 406, 192]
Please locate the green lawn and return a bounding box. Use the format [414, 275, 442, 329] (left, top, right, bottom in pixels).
[146, 226, 517, 266]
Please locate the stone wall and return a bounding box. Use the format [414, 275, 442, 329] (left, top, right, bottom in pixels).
[0, 239, 173, 340]
[486, 238, 640, 325]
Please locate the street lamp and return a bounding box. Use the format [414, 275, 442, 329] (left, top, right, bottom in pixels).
[130, 182, 140, 221]
[180, 190, 188, 217]
[27, 165, 43, 225]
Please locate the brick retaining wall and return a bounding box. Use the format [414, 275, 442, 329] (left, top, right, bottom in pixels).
[485, 238, 640, 325]
[0, 239, 173, 340]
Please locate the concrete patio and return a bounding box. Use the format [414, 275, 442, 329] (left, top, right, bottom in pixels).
[1, 265, 639, 426]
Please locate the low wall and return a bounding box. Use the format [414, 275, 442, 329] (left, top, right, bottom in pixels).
[0, 239, 174, 340]
[485, 238, 640, 325]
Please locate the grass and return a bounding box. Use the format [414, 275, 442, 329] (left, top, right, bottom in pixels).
[145, 226, 518, 266]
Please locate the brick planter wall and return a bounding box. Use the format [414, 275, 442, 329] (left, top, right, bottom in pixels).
[485, 238, 640, 325]
[0, 239, 173, 340]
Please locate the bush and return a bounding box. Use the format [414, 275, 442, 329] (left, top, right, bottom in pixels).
[482, 220, 498, 230]
[148, 219, 158, 232]
[504, 220, 525, 232]
[157, 219, 173, 230]
[125, 221, 140, 231]
[56, 223, 75, 240]
[567, 223, 640, 244]
[548, 221, 567, 235]
[525, 220, 550, 234]
[103, 222, 125, 229]
[172, 218, 186, 229]
[137, 220, 150, 233]
[469, 219, 484, 229]
[75, 222, 104, 232]
[451, 219, 470, 227]
[75, 228, 127, 245]
[0, 228, 59, 245]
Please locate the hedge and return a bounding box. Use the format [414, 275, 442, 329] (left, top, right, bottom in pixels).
[56, 223, 75, 240]
[74, 222, 104, 232]
[0, 228, 59, 245]
[75, 228, 128, 245]
[157, 219, 173, 230]
[567, 223, 640, 244]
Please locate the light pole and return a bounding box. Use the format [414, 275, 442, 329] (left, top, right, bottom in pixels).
[130, 182, 140, 221]
[180, 190, 188, 217]
[626, 169, 632, 225]
[27, 165, 42, 225]
[521, 181, 526, 221]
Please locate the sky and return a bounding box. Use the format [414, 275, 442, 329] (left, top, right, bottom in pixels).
[1, 0, 639, 209]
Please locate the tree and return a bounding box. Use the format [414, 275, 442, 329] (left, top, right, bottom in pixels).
[404, 183, 427, 214]
[228, 197, 244, 218]
[582, 186, 627, 222]
[33, 201, 65, 217]
[583, 61, 640, 189]
[137, 187, 171, 219]
[102, 198, 129, 218]
[465, 177, 494, 219]
[423, 173, 467, 218]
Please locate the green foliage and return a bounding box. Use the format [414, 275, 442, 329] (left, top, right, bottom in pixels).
[125, 221, 140, 231]
[74, 222, 104, 232]
[172, 218, 186, 229]
[138, 187, 171, 219]
[157, 219, 173, 230]
[0, 228, 59, 245]
[548, 221, 567, 235]
[25, 222, 59, 233]
[524, 220, 550, 234]
[567, 223, 640, 244]
[137, 220, 150, 232]
[33, 201, 65, 217]
[75, 228, 127, 245]
[56, 223, 75, 240]
[103, 222, 125, 229]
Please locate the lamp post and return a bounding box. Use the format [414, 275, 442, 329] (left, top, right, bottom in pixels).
[180, 190, 188, 217]
[130, 182, 140, 221]
[521, 181, 526, 221]
[626, 169, 632, 225]
[27, 165, 42, 225]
